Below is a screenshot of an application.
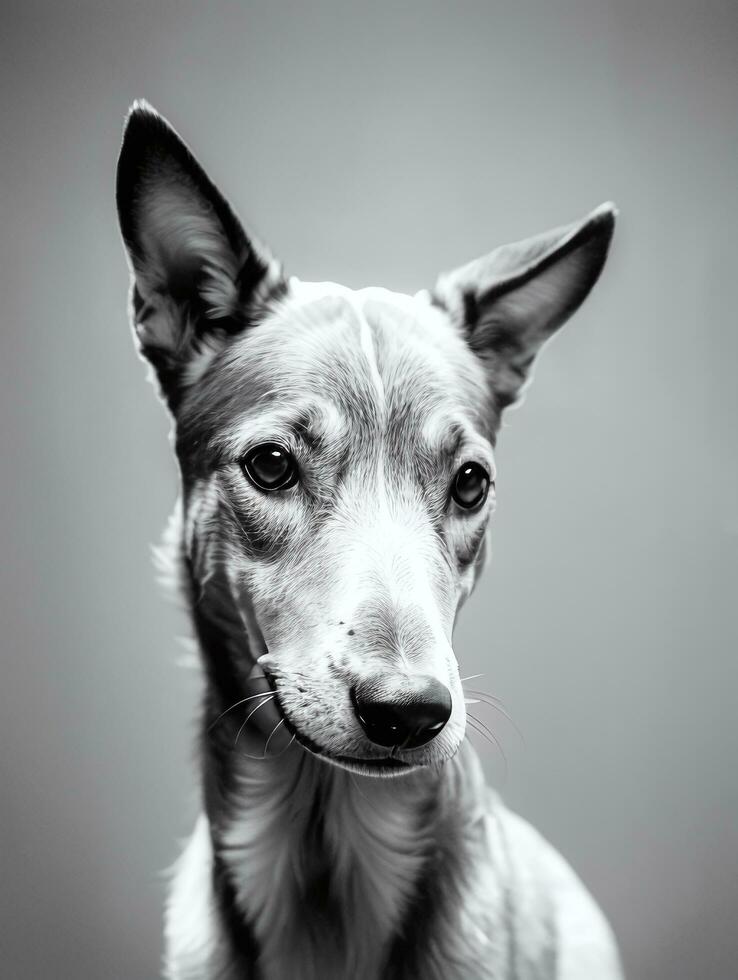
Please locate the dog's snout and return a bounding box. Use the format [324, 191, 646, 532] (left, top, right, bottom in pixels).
[351, 674, 452, 749]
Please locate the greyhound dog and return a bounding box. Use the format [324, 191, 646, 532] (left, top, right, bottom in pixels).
[116, 102, 623, 980]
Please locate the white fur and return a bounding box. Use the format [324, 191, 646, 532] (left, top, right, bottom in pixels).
[164, 816, 236, 980]
[355, 298, 386, 404]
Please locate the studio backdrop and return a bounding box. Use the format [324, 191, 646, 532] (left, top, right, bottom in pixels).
[1, 3, 736, 979]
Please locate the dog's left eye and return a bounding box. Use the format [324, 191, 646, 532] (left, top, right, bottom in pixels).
[240, 443, 298, 492]
[451, 462, 491, 510]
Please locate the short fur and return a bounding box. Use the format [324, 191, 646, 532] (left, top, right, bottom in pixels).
[117, 101, 623, 979]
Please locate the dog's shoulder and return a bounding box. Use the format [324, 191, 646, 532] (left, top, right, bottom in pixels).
[479, 796, 624, 979]
[163, 815, 242, 980]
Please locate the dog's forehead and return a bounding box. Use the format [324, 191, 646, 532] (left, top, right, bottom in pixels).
[241, 279, 486, 413]
[179, 279, 490, 465]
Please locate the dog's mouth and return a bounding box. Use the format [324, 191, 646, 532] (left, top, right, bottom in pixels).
[296, 731, 418, 776]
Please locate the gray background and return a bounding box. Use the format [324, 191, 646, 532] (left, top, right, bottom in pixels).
[1, 2, 736, 978]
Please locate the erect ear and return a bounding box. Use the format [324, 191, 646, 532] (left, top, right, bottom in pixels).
[433, 203, 616, 424]
[116, 101, 285, 408]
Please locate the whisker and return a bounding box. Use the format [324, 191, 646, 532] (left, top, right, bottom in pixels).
[466, 718, 498, 761]
[208, 689, 275, 733]
[467, 712, 508, 777]
[459, 673, 485, 683]
[466, 714, 496, 749]
[234, 694, 275, 748]
[467, 711, 504, 751]
[262, 719, 285, 758]
[462, 686, 504, 704]
[238, 746, 277, 761]
[274, 732, 297, 758]
[464, 690, 524, 742]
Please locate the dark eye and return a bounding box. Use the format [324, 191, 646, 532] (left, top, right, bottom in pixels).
[240, 443, 298, 492]
[451, 462, 491, 510]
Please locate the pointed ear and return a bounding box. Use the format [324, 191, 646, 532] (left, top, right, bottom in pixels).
[116, 100, 285, 408]
[433, 203, 616, 421]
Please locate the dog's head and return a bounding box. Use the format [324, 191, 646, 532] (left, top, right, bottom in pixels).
[117, 103, 615, 776]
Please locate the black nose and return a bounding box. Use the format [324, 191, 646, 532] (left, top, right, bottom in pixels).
[351, 674, 452, 749]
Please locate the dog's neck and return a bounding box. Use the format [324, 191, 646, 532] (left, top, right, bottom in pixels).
[217, 746, 446, 979]
[187, 559, 486, 980]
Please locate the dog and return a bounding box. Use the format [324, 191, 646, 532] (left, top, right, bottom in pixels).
[116, 101, 623, 980]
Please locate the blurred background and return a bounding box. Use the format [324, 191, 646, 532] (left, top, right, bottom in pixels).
[1, 2, 736, 978]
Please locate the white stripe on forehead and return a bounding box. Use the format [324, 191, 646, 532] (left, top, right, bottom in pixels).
[287, 278, 392, 405]
[354, 298, 385, 405]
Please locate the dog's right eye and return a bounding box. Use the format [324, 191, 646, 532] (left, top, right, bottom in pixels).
[451, 461, 491, 510]
[240, 443, 298, 492]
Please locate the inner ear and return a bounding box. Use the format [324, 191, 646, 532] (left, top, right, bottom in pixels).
[131, 177, 243, 317]
[116, 101, 285, 405]
[434, 203, 616, 421]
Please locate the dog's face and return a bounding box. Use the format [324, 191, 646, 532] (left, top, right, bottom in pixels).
[117, 103, 615, 775]
[177, 282, 494, 771]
